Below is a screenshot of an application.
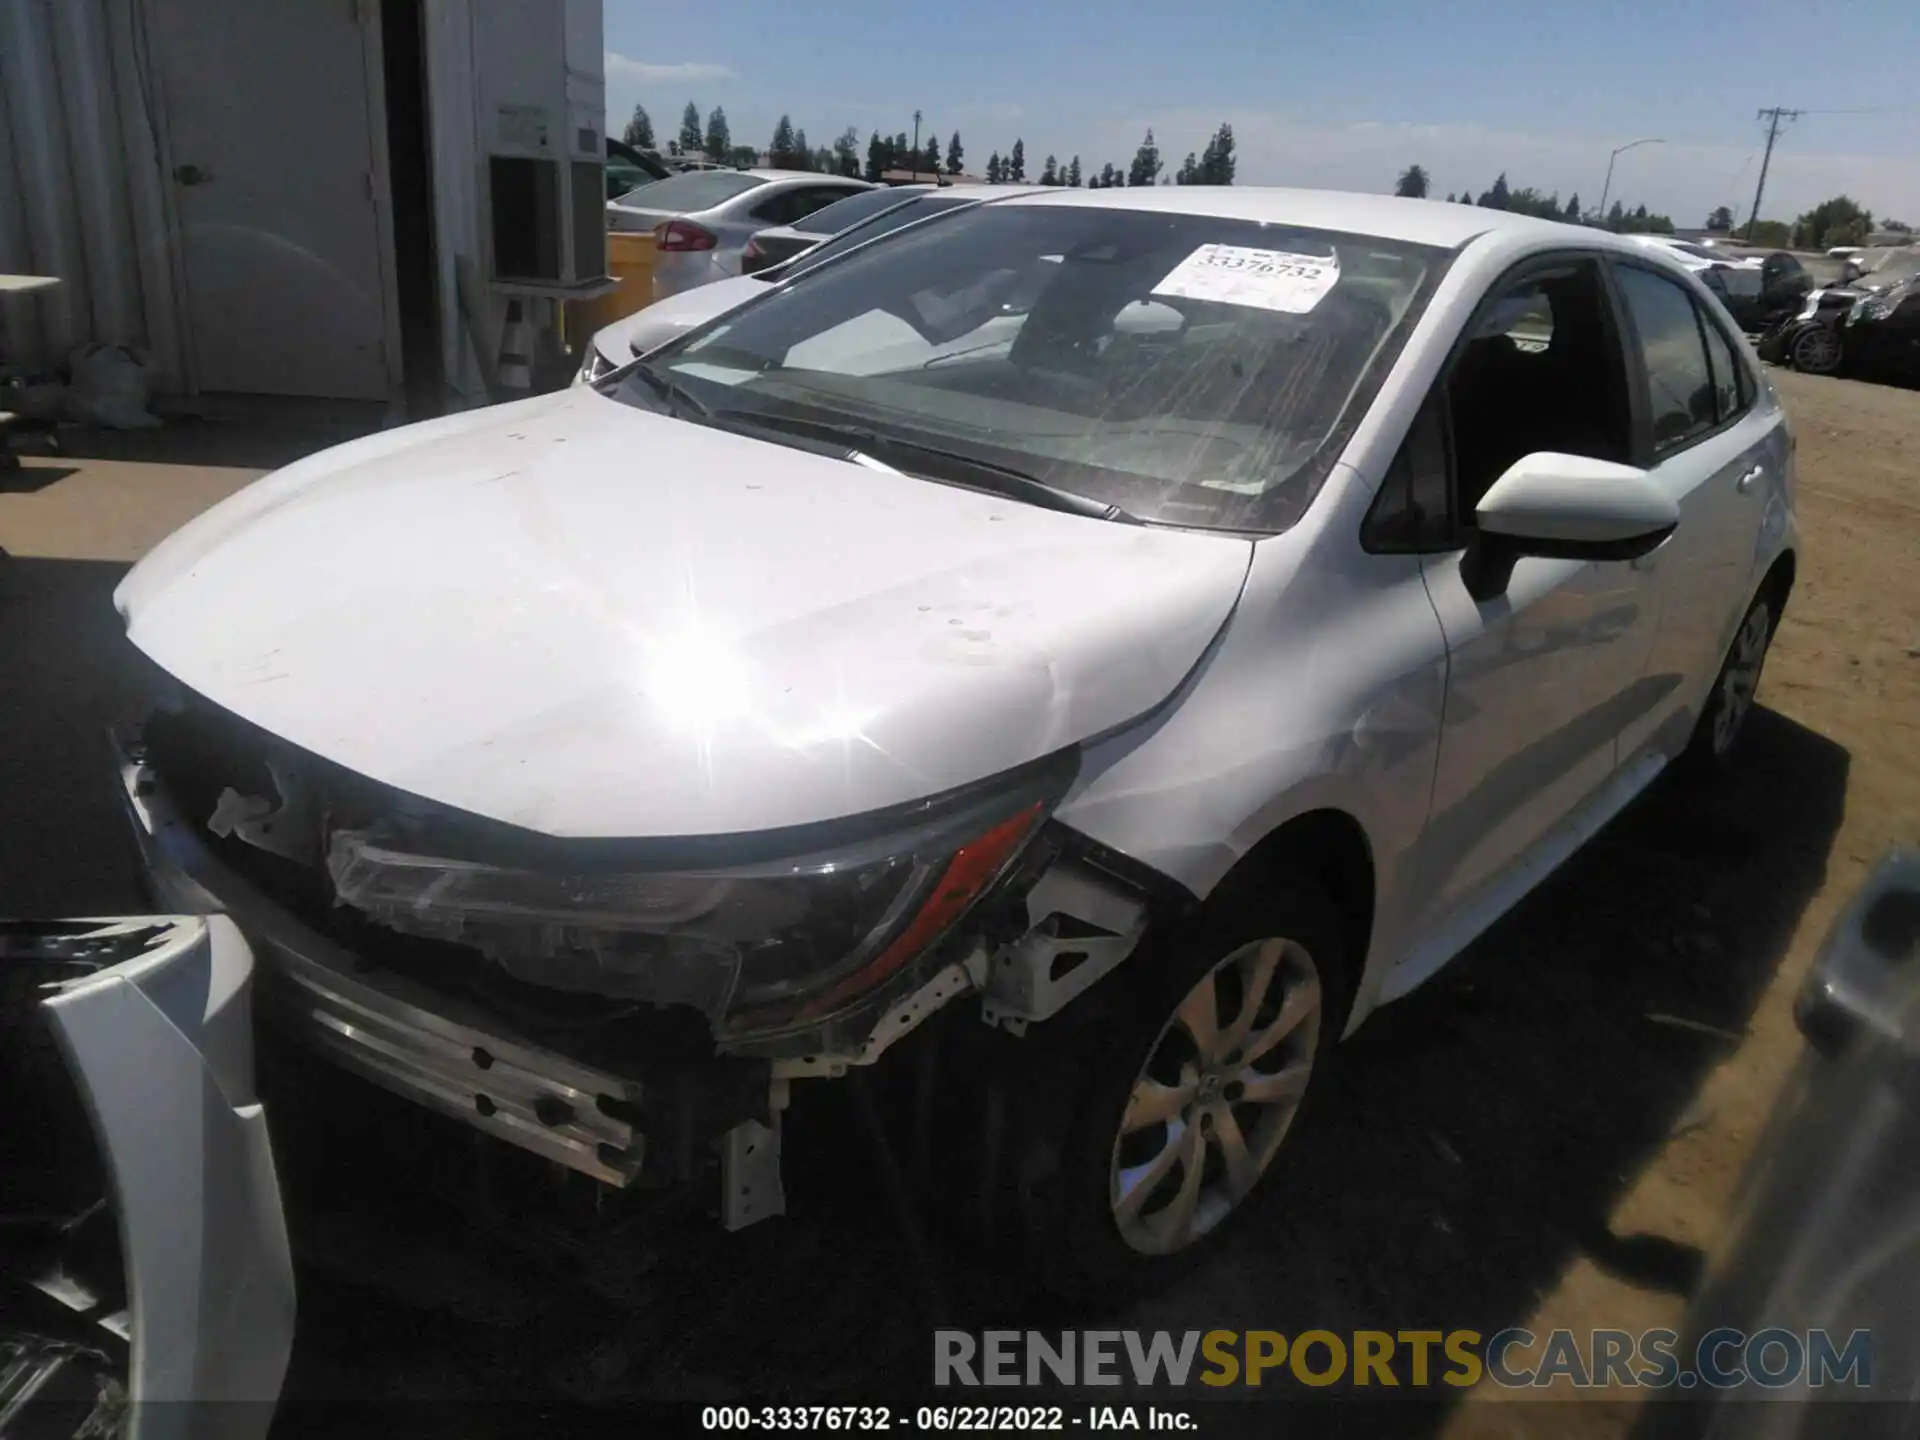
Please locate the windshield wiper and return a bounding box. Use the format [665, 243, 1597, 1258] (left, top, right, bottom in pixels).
[704, 408, 1140, 523]
[622, 361, 710, 417]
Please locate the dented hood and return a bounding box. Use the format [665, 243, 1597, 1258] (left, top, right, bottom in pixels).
[116, 390, 1253, 839]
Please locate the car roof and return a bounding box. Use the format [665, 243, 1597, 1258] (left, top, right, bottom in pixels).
[982, 185, 1625, 252]
[742, 170, 875, 186]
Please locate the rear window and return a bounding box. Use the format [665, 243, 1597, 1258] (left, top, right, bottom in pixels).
[611, 171, 762, 212]
[790, 187, 917, 236]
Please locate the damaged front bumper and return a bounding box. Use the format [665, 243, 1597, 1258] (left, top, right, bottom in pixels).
[2, 914, 293, 1439]
[117, 741, 733, 1193]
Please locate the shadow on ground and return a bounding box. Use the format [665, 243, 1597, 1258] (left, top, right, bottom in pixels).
[0, 544, 1849, 1436]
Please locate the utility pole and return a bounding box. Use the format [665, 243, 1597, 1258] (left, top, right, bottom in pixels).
[912, 110, 922, 180]
[1744, 107, 1800, 242]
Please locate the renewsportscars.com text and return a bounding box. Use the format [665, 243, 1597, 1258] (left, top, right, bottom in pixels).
[934, 1328, 1874, 1391]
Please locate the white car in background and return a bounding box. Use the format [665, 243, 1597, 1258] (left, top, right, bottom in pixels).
[606, 169, 875, 301]
[577, 186, 1045, 382]
[115, 189, 1796, 1296]
[741, 184, 938, 275]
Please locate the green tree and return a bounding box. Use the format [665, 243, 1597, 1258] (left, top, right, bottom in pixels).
[865, 131, 887, 183]
[623, 104, 655, 150]
[1102, 161, 1122, 188]
[1039, 154, 1057, 186]
[1175, 153, 1199, 184]
[703, 106, 731, 162]
[1747, 218, 1791, 247]
[1564, 193, 1582, 221]
[1706, 205, 1735, 232]
[1477, 173, 1511, 209]
[769, 115, 799, 168]
[945, 131, 964, 177]
[678, 102, 704, 155]
[986, 151, 1004, 184]
[1883, 219, 1911, 233]
[1127, 130, 1162, 187]
[923, 137, 942, 176]
[1065, 155, 1082, 187]
[794, 129, 812, 171]
[1394, 163, 1430, 198]
[1009, 139, 1026, 182]
[894, 132, 911, 167]
[727, 145, 758, 169]
[1199, 124, 1236, 184]
[1792, 195, 1873, 250]
[1606, 199, 1625, 229]
[833, 128, 861, 177]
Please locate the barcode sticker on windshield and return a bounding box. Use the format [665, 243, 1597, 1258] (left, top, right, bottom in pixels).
[1151, 245, 1339, 313]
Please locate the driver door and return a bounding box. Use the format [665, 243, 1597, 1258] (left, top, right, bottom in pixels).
[1404, 256, 1663, 939]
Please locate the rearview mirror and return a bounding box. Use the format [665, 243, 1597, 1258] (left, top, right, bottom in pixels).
[1464, 452, 1678, 599]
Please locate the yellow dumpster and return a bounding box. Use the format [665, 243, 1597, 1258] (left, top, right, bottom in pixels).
[569, 231, 657, 343]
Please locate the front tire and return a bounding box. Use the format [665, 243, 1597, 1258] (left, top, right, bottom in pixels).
[997, 879, 1351, 1298]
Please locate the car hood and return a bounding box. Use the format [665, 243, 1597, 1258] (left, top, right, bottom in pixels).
[591, 275, 768, 361]
[116, 391, 1254, 839]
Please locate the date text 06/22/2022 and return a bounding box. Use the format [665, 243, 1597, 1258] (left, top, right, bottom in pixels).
[700, 1405, 1196, 1432]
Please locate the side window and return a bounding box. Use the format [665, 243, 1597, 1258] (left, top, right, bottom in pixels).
[1362, 393, 1453, 553]
[1696, 308, 1749, 424]
[750, 189, 806, 225]
[790, 186, 859, 223]
[1443, 260, 1633, 523]
[1614, 265, 1718, 452]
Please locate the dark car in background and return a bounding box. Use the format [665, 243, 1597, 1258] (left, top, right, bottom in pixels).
[1757, 248, 1920, 384]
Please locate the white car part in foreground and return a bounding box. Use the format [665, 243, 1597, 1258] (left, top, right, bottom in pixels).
[5, 915, 293, 1439]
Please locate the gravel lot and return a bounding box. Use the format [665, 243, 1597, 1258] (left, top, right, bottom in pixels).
[1, 369, 1915, 1435]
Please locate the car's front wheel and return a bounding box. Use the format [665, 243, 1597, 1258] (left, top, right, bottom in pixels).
[994, 878, 1350, 1297]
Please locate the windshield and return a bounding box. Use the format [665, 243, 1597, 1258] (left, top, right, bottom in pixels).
[611, 171, 762, 211]
[790, 187, 922, 236]
[622, 202, 1449, 531]
[1861, 248, 1920, 287]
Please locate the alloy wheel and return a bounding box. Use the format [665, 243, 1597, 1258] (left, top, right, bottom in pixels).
[1791, 327, 1842, 375]
[1108, 937, 1322, 1256]
[1712, 603, 1771, 756]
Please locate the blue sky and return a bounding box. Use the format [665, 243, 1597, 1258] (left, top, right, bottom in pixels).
[605, 0, 1919, 224]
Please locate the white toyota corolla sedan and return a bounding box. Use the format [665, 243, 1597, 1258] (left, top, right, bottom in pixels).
[112, 187, 1795, 1294]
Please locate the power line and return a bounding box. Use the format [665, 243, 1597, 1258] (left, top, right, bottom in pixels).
[1743, 107, 1800, 241]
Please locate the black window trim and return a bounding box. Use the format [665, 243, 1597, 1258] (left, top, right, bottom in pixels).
[1604, 257, 1756, 463]
[1362, 247, 1638, 555]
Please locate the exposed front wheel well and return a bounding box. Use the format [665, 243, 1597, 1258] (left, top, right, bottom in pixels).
[1213, 809, 1376, 1001]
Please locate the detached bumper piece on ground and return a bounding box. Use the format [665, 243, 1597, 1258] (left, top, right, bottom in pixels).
[1, 915, 293, 1440]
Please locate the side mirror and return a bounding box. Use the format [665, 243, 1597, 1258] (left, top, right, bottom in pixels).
[1464, 452, 1678, 599]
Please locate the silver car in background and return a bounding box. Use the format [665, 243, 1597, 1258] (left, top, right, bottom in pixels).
[605, 169, 875, 301]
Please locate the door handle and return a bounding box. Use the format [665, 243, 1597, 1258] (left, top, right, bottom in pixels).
[1736, 465, 1764, 493]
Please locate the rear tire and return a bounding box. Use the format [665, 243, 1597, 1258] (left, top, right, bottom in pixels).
[1788, 323, 1844, 375]
[968, 878, 1352, 1300]
[1675, 593, 1776, 783]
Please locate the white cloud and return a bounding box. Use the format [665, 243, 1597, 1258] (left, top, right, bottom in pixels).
[604, 54, 736, 83]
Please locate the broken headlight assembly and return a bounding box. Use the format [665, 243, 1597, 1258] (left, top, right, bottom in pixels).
[325, 763, 1067, 1039]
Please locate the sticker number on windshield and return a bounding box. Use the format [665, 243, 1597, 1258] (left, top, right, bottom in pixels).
[1152, 244, 1340, 314]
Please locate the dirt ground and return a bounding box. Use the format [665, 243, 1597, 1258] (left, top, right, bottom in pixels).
[1, 370, 1915, 1436]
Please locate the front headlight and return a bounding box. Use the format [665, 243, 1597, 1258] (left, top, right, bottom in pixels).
[325, 785, 1056, 1033]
